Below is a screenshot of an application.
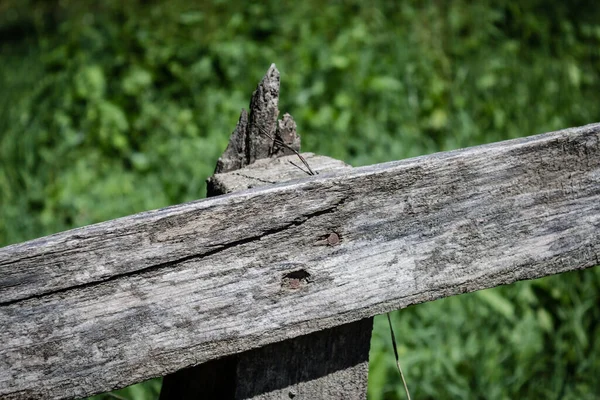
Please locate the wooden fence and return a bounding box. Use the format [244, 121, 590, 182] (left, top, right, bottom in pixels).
[1, 65, 599, 399]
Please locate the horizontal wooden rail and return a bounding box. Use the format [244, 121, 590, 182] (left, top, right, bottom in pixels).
[1, 123, 600, 399]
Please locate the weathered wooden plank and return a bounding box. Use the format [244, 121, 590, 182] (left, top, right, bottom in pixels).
[1, 123, 600, 399]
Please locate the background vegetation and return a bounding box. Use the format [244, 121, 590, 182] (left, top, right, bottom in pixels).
[1, 0, 599, 398]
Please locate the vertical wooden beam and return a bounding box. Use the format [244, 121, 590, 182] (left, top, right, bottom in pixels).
[160, 64, 374, 399]
[234, 319, 373, 400]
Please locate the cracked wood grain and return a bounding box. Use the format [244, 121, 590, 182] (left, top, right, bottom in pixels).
[171, 72, 367, 399]
[247, 63, 280, 163]
[1, 123, 600, 399]
[208, 153, 350, 195]
[167, 147, 370, 399]
[215, 109, 249, 174]
[213, 64, 301, 176]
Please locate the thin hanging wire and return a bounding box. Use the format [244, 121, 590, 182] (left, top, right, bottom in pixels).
[259, 127, 316, 176]
[387, 313, 411, 400]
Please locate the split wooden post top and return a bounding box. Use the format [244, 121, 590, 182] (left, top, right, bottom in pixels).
[160, 64, 373, 400]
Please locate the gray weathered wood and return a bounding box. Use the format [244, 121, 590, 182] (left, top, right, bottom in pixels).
[1, 123, 600, 399]
[167, 72, 370, 398]
[212, 63, 300, 175]
[214, 108, 249, 174]
[247, 63, 280, 164]
[209, 153, 351, 195]
[159, 320, 372, 400]
[234, 319, 373, 400]
[165, 129, 370, 399]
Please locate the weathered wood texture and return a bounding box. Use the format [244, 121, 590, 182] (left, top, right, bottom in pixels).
[164, 133, 371, 399]
[1, 123, 600, 399]
[159, 320, 372, 400]
[219, 159, 372, 400]
[165, 63, 370, 399]
[233, 318, 373, 400]
[213, 63, 301, 176]
[210, 153, 351, 194]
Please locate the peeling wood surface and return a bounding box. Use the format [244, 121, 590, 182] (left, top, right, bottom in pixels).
[1, 123, 600, 399]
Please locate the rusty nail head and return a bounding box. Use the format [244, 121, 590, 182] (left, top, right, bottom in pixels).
[327, 232, 340, 245]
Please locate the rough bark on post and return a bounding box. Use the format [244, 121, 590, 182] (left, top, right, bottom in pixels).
[160, 65, 373, 400]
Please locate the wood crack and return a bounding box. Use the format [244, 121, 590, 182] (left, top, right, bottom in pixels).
[0, 198, 347, 308]
[231, 172, 277, 185]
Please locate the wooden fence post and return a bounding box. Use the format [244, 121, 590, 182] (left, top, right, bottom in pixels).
[160, 65, 374, 399]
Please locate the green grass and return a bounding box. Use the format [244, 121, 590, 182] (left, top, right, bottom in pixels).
[1, 0, 599, 398]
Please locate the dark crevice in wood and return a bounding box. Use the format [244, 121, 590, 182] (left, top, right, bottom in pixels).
[230, 172, 277, 185]
[281, 269, 312, 290]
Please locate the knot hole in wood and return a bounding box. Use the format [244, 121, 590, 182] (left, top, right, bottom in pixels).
[281, 269, 312, 290]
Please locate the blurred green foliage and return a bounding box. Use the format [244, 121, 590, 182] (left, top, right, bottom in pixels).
[1, 0, 599, 399]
